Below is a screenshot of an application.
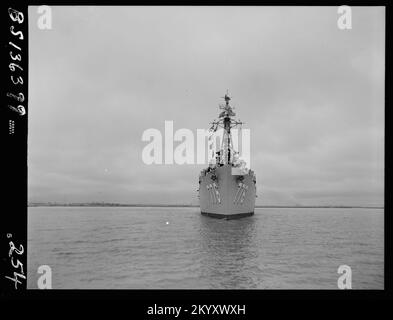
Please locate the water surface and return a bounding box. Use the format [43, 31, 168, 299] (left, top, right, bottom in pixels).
[28, 207, 383, 289]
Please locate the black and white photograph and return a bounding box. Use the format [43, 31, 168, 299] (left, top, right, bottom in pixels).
[1, 4, 386, 297]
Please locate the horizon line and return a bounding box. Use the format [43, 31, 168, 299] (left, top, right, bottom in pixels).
[28, 202, 384, 209]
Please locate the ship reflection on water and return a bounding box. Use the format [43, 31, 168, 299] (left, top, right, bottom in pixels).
[198, 214, 262, 289]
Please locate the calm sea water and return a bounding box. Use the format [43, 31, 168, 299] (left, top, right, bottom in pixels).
[27, 207, 383, 289]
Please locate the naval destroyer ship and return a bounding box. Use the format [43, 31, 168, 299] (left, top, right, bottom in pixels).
[198, 93, 256, 219]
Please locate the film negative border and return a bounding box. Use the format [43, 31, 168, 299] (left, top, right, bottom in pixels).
[0, 1, 390, 303]
[1, 5, 28, 293]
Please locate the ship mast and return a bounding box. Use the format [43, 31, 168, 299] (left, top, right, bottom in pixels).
[222, 94, 232, 164]
[209, 92, 243, 165]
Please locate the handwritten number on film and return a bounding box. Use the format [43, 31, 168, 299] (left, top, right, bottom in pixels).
[4, 8, 26, 290]
[5, 234, 26, 289]
[7, 8, 26, 118]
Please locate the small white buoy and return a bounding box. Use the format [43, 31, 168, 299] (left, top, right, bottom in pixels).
[166, 221, 169, 225]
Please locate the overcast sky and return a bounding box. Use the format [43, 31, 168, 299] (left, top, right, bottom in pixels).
[28, 6, 384, 206]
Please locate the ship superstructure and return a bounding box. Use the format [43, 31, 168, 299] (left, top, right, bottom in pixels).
[198, 93, 256, 219]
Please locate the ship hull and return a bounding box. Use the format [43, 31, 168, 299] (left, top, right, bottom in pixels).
[198, 165, 256, 219]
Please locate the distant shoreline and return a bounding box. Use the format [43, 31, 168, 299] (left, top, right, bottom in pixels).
[28, 203, 384, 209]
